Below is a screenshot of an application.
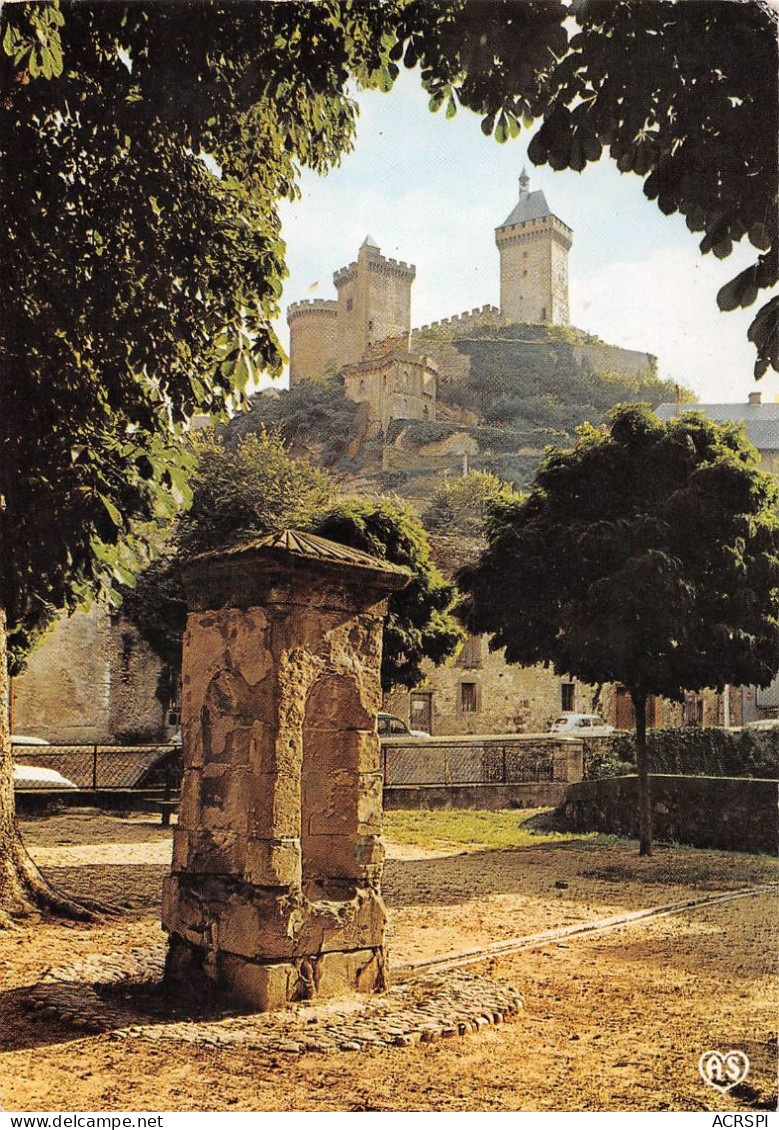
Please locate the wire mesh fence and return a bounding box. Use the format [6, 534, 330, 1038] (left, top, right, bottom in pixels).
[12, 745, 181, 790]
[381, 739, 564, 787]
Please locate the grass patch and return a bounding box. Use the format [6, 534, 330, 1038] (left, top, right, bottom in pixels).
[383, 807, 608, 851]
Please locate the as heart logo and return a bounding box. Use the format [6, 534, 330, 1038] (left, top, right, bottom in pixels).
[699, 1050, 750, 1091]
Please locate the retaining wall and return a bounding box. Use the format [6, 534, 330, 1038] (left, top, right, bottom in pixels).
[384, 781, 568, 810]
[558, 774, 778, 854]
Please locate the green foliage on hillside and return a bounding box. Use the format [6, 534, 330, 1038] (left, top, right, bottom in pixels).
[422, 471, 522, 538]
[223, 379, 359, 466]
[438, 324, 685, 444]
[121, 432, 462, 692]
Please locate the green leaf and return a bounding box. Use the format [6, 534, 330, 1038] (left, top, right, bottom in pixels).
[99, 494, 123, 529]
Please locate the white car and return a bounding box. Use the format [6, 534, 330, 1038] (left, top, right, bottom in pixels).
[13, 764, 78, 790]
[549, 712, 615, 736]
[10, 734, 50, 746]
[377, 712, 430, 739]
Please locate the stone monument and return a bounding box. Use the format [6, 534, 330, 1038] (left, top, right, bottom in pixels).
[162, 529, 409, 1010]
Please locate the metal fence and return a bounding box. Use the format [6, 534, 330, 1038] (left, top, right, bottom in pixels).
[381, 740, 563, 787]
[12, 744, 180, 790]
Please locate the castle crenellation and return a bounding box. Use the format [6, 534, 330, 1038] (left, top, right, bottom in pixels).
[287, 298, 338, 316]
[413, 305, 503, 335]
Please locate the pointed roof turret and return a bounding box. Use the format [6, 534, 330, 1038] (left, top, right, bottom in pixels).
[361, 233, 380, 249]
[498, 168, 551, 228]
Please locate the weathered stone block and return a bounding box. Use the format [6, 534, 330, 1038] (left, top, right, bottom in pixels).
[244, 838, 302, 888]
[170, 829, 191, 872]
[314, 947, 387, 997]
[164, 532, 407, 1011]
[176, 768, 202, 832]
[218, 954, 299, 1011]
[295, 889, 387, 955]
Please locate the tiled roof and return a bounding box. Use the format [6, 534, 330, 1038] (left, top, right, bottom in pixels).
[655, 403, 779, 452]
[498, 189, 552, 228]
[198, 529, 411, 578]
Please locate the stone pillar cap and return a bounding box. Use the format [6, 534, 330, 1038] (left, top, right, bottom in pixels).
[184, 529, 411, 603]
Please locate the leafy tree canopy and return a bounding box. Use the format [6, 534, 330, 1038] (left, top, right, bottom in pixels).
[313, 498, 464, 690]
[400, 0, 778, 377]
[459, 402, 779, 852]
[0, 0, 403, 674]
[423, 471, 522, 539]
[123, 431, 462, 691]
[461, 404, 779, 698]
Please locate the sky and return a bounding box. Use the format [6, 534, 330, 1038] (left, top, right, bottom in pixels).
[272, 66, 778, 406]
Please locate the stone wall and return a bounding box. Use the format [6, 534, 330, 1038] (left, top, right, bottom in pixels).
[384, 781, 570, 810]
[496, 216, 572, 325]
[557, 775, 778, 854]
[573, 341, 656, 380]
[12, 605, 112, 743]
[286, 300, 339, 386]
[12, 607, 168, 744]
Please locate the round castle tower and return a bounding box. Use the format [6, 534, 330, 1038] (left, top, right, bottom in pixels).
[495, 169, 573, 325]
[286, 299, 339, 386]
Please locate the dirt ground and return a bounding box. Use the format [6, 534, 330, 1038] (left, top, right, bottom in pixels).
[0, 809, 776, 1113]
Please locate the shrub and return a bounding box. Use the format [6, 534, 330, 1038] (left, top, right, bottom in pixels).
[586, 726, 778, 779]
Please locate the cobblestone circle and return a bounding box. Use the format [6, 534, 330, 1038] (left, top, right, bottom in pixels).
[21, 946, 523, 1053]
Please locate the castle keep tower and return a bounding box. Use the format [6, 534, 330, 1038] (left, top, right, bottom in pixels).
[495, 169, 572, 325]
[333, 236, 416, 368]
[286, 299, 339, 385]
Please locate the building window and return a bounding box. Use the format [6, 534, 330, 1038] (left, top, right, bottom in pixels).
[460, 682, 478, 713]
[346, 297, 353, 312]
[541, 306, 547, 320]
[523, 269, 528, 277]
[561, 682, 575, 712]
[458, 634, 483, 669]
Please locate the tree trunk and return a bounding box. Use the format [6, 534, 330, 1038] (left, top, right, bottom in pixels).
[632, 688, 653, 857]
[0, 605, 97, 925]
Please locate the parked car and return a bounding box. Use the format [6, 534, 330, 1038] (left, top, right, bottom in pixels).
[377, 712, 430, 739]
[549, 712, 615, 736]
[13, 764, 78, 790]
[10, 734, 50, 746]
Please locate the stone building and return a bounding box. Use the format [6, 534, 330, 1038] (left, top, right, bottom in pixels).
[495, 168, 572, 325]
[341, 340, 437, 437]
[286, 299, 339, 385]
[333, 236, 416, 369]
[11, 605, 173, 744]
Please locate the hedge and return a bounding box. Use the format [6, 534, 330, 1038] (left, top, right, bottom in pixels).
[586, 726, 778, 780]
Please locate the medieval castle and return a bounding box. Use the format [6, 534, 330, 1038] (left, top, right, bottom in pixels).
[285, 171, 655, 440]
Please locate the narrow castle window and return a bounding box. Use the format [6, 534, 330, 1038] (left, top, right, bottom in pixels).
[346, 297, 353, 312]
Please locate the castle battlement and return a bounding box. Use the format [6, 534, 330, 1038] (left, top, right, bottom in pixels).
[287, 299, 338, 320]
[413, 305, 503, 335]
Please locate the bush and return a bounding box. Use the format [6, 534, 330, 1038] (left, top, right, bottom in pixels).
[586, 726, 778, 780]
